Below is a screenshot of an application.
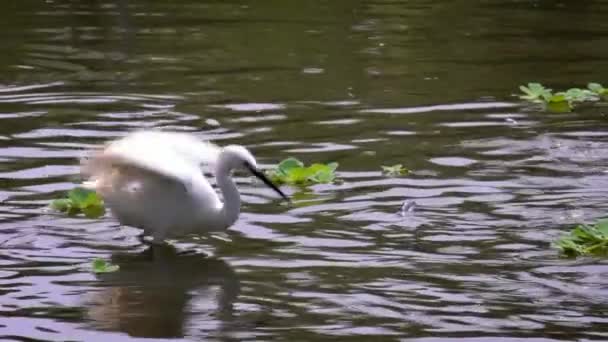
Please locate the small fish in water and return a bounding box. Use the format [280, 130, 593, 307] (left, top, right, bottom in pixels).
[399, 200, 416, 216]
[505, 118, 518, 125]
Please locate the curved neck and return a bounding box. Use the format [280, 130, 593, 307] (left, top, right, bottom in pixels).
[215, 163, 241, 228]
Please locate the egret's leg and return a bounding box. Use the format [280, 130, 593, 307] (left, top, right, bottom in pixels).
[136, 231, 166, 260]
[140, 243, 156, 259]
[137, 231, 166, 245]
[150, 231, 167, 246]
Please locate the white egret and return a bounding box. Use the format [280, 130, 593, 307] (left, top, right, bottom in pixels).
[81, 130, 289, 244]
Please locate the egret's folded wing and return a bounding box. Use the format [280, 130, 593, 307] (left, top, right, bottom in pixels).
[82, 146, 196, 188]
[134, 131, 221, 166]
[81, 131, 220, 187]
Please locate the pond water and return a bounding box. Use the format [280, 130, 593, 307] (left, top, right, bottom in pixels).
[1, 1, 607, 341]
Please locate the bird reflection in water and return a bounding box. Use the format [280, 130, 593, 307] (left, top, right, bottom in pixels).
[85, 245, 239, 338]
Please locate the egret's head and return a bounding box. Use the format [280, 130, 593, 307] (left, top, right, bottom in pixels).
[221, 145, 289, 202]
[222, 145, 257, 169]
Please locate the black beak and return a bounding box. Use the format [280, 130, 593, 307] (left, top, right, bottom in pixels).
[245, 163, 290, 202]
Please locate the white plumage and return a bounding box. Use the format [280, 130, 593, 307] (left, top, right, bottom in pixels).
[81, 130, 289, 244]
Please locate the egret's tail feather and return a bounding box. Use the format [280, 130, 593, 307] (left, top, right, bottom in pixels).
[81, 180, 99, 190]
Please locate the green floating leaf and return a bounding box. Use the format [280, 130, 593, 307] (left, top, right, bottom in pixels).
[51, 198, 72, 212]
[562, 88, 598, 103]
[556, 218, 608, 257]
[547, 93, 567, 103]
[285, 167, 312, 184]
[68, 188, 103, 208]
[311, 169, 335, 183]
[51, 187, 105, 218]
[588, 82, 603, 92]
[596, 219, 608, 236]
[82, 205, 106, 219]
[381, 164, 410, 176]
[545, 100, 572, 113]
[92, 258, 120, 273]
[519, 82, 608, 112]
[587, 82, 608, 96]
[277, 157, 304, 175]
[266, 158, 339, 186]
[519, 82, 552, 103]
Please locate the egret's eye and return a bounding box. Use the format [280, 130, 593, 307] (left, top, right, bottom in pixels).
[243, 162, 255, 172]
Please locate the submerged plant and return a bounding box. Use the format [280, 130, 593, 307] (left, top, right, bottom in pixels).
[51, 187, 105, 218]
[267, 157, 338, 185]
[92, 258, 119, 273]
[556, 218, 608, 257]
[381, 164, 410, 176]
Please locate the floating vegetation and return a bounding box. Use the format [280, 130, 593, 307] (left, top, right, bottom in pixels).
[518, 82, 605, 112]
[267, 157, 338, 185]
[556, 218, 608, 257]
[92, 258, 120, 273]
[381, 164, 410, 176]
[51, 187, 105, 218]
[587, 82, 608, 98]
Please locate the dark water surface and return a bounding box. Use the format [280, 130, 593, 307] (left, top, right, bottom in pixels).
[1, 1, 608, 341]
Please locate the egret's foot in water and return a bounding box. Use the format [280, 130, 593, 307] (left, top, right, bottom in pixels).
[137, 234, 169, 259]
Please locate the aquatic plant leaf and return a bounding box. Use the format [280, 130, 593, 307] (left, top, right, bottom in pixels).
[587, 82, 608, 98]
[596, 219, 608, 236]
[285, 167, 312, 184]
[278, 158, 304, 175]
[51, 198, 72, 212]
[326, 162, 338, 172]
[68, 188, 91, 205]
[547, 93, 567, 103]
[563, 88, 598, 103]
[307, 163, 338, 183]
[66, 205, 81, 216]
[545, 100, 571, 113]
[312, 172, 335, 183]
[556, 219, 608, 257]
[307, 163, 329, 173]
[558, 238, 583, 257]
[588, 82, 604, 93]
[520, 82, 608, 112]
[92, 258, 119, 273]
[68, 188, 102, 208]
[308, 164, 337, 183]
[82, 204, 105, 219]
[51, 187, 105, 217]
[519, 83, 552, 102]
[267, 158, 339, 185]
[382, 164, 410, 176]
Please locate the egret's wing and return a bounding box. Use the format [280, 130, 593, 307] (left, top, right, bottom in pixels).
[124, 130, 221, 166]
[81, 131, 220, 187]
[80, 131, 224, 235]
[82, 156, 207, 233]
